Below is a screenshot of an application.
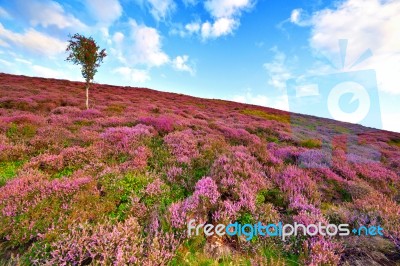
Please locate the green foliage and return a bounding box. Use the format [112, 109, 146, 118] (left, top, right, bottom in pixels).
[248, 127, 280, 143]
[261, 245, 300, 266]
[1, 197, 64, 248]
[241, 109, 290, 124]
[107, 172, 150, 220]
[257, 188, 288, 209]
[299, 138, 322, 148]
[237, 212, 254, 225]
[118, 172, 149, 198]
[332, 181, 352, 202]
[0, 161, 23, 186]
[65, 33, 106, 83]
[20, 241, 52, 266]
[147, 137, 171, 172]
[52, 167, 75, 179]
[389, 138, 400, 147]
[6, 123, 36, 142]
[105, 104, 126, 115]
[73, 120, 94, 126]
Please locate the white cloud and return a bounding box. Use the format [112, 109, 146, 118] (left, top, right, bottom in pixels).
[382, 112, 400, 133]
[290, 9, 301, 24]
[263, 48, 292, 90]
[232, 89, 289, 111]
[289, 8, 311, 27]
[144, 0, 176, 21]
[172, 55, 195, 75]
[85, 0, 122, 24]
[31, 65, 66, 79]
[182, 0, 254, 39]
[204, 0, 253, 18]
[296, 0, 400, 94]
[15, 58, 32, 65]
[23, 0, 86, 29]
[185, 22, 201, 34]
[129, 20, 169, 67]
[112, 20, 194, 80]
[0, 58, 13, 67]
[202, 17, 238, 39]
[0, 7, 12, 20]
[0, 23, 66, 56]
[112, 32, 124, 45]
[113, 67, 150, 83]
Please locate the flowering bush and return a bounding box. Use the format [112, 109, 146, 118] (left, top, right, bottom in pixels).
[138, 116, 175, 133]
[39, 216, 179, 265]
[164, 129, 199, 164]
[0, 73, 399, 265]
[100, 124, 154, 161]
[303, 237, 342, 266]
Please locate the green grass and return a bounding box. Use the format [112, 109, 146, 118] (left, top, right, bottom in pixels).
[389, 138, 400, 147]
[326, 180, 352, 203]
[170, 236, 300, 266]
[240, 109, 290, 124]
[73, 120, 94, 126]
[52, 167, 75, 179]
[257, 188, 288, 209]
[107, 172, 150, 221]
[6, 123, 37, 142]
[248, 127, 281, 143]
[0, 161, 24, 186]
[147, 137, 171, 172]
[299, 138, 322, 148]
[105, 103, 126, 115]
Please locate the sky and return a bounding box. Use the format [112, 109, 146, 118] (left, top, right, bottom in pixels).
[0, 0, 399, 132]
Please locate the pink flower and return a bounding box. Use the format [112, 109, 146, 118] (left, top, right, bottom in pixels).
[164, 129, 199, 163]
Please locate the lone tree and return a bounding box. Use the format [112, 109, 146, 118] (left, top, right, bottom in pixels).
[66, 33, 106, 109]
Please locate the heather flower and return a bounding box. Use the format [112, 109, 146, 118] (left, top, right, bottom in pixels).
[304, 237, 342, 266]
[218, 125, 261, 146]
[27, 153, 64, 172]
[100, 124, 154, 157]
[0, 170, 91, 218]
[61, 146, 90, 168]
[299, 149, 331, 168]
[310, 167, 345, 184]
[194, 176, 220, 204]
[271, 144, 303, 163]
[1, 71, 400, 264]
[119, 146, 151, 171]
[30, 126, 74, 151]
[210, 146, 270, 221]
[51, 106, 81, 115]
[170, 176, 220, 227]
[166, 166, 183, 182]
[138, 116, 175, 133]
[1, 114, 44, 125]
[79, 108, 103, 119]
[97, 116, 130, 127]
[164, 129, 199, 163]
[347, 191, 400, 239]
[277, 166, 321, 207]
[45, 217, 144, 265]
[145, 178, 164, 196]
[169, 202, 186, 228]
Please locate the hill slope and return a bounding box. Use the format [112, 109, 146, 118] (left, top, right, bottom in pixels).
[0, 73, 399, 265]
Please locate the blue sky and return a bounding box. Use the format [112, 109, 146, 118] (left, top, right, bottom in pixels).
[0, 0, 399, 132]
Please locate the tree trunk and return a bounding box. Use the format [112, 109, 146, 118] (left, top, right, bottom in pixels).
[85, 83, 89, 109]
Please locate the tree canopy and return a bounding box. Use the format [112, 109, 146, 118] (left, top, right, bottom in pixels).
[66, 33, 106, 84]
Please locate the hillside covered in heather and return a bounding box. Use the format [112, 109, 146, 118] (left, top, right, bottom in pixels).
[0, 73, 399, 265]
